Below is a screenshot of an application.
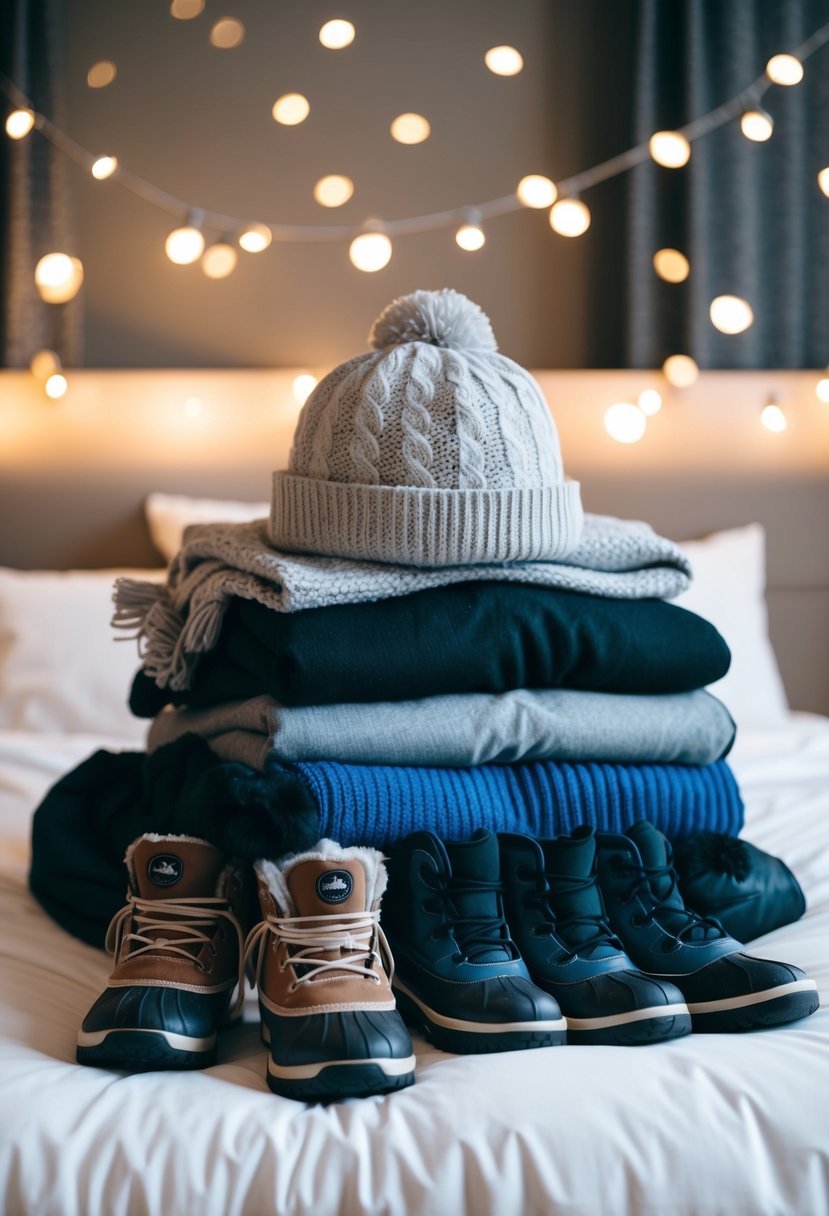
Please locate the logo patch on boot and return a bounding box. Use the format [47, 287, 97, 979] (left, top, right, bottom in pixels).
[316, 869, 353, 904]
[147, 854, 183, 887]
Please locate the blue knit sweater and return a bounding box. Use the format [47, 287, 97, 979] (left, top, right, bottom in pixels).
[276, 758, 744, 847]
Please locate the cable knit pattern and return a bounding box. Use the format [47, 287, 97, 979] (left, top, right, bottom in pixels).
[271, 289, 583, 564]
[400, 345, 437, 488]
[466, 353, 534, 484]
[113, 513, 693, 693]
[444, 349, 487, 490]
[501, 356, 564, 480]
[286, 362, 356, 471]
[348, 355, 389, 486]
[303, 360, 360, 481]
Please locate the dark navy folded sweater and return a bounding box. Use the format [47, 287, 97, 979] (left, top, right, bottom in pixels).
[130, 581, 731, 715]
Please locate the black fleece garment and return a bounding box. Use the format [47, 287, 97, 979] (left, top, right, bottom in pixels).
[130, 581, 731, 717]
[29, 735, 319, 948]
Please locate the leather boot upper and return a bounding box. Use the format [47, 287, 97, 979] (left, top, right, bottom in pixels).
[80, 834, 248, 1039]
[251, 850, 397, 1016]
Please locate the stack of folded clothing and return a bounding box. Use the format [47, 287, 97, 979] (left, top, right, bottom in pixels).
[123, 288, 740, 847]
[31, 289, 743, 947]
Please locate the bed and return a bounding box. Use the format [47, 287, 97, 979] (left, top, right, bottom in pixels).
[1, 369, 828, 1214]
[0, 715, 827, 1216]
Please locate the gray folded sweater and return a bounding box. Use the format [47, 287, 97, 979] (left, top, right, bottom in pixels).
[147, 688, 735, 771]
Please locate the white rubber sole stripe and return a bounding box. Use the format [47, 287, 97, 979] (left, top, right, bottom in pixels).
[77, 1027, 218, 1051]
[267, 1054, 417, 1081]
[686, 978, 818, 1016]
[394, 980, 568, 1035]
[565, 1002, 689, 1031]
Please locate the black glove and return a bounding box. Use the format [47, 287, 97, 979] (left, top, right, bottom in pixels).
[674, 832, 806, 943]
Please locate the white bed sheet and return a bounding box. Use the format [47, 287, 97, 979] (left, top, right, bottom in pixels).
[0, 720, 828, 1216]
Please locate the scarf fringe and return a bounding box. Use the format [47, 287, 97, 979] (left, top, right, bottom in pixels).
[112, 577, 167, 632]
[113, 577, 191, 690]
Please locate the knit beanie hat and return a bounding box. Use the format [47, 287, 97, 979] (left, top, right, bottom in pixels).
[270, 288, 583, 567]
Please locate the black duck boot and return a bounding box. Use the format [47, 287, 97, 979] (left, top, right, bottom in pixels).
[500, 827, 691, 1046]
[595, 820, 819, 1033]
[382, 829, 567, 1054]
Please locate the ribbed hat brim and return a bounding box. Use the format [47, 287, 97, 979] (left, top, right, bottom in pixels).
[269, 473, 584, 568]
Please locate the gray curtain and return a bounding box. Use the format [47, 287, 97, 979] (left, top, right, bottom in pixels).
[625, 0, 829, 369]
[1, 0, 79, 368]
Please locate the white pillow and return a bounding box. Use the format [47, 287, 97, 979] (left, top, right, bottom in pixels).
[675, 524, 789, 730]
[146, 492, 269, 562]
[0, 567, 164, 741]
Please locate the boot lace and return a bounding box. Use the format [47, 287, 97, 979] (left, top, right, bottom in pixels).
[523, 869, 622, 960]
[106, 895, 247, 1017]
[613, 858, 724, 943]
[423, 873, 518, 963]
[244, 910, 392, 993]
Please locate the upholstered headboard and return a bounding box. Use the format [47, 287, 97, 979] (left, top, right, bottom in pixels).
[1, 369, 827, 712]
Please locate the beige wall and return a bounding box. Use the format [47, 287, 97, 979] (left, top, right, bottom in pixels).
[2, 367, 827, 710]
[3, 367, 827, 479]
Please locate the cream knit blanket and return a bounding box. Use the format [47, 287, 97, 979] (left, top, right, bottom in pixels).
[114, 515, 692, 694]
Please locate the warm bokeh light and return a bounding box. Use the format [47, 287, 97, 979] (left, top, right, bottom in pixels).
[5, 108, 35, 139]
[202, 243, 238, 279]
[238, 223, 272, 252]
[549, 198, 591, 237]
[649, 130, 691, 168]
[210, 17, 245, 48]
[272, 93, 310, 125]
[766, 54, 804, 86]
[484, 46, 524, 76]
[45, 373, 68, 399]
[293, 374, 318, 404]
[165, 226, 205, 265]
[818, 168, 829, 198]
[87, 61, 117, 88]
[604, 402, 647, 444]
[349, 232, 392, 272]
[390, 113, 430, 144]
[710, 295, 754, 334]
[319, 19, 355, 49]
[29, 349, 60, 380]
[516, 175, 557, 208]
[653, 248, 690, 283]
[740, 109, 774, 141]
[638, 389, 663, 416]
[662, 354, 699, 388]
[761, 402, 788, 432]
[34, 253, 84, 303]
[170, 0, 204, 17]
[455, 224, 486, 251]
[91, 155, 118, 179]
[815, 378, 829, 404]
[183, 396, 204, 418]
[313, 175, 354, 207]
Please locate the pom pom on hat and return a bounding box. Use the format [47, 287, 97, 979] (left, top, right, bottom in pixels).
[369, 288, 498, 354]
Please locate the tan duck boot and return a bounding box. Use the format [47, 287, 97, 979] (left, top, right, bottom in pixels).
[246, 839, 416, 1102]
[77, 834, 249, 1070]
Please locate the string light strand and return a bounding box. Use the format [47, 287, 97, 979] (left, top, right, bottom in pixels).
[1, 17, 828, 243]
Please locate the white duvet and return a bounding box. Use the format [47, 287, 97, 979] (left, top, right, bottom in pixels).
[0, 720, 828, 1216]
